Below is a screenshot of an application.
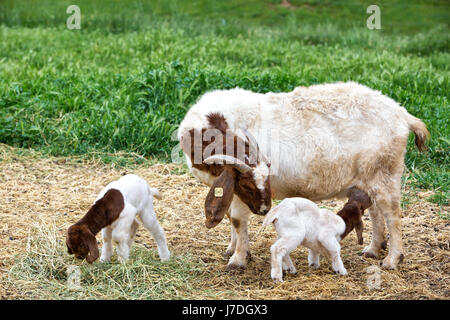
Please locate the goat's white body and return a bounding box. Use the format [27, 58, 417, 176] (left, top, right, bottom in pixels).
[263, 198, 348, 281]
[178, 82, 427, 269]
[97, 174, 170, 263]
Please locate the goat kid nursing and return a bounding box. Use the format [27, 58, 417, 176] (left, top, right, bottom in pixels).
[66, 174, 170, 264]
[263, 188, 371, 282]
[178, 81, 429, 271]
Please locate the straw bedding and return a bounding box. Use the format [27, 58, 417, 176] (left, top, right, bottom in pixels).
[0, 143, 448, 299]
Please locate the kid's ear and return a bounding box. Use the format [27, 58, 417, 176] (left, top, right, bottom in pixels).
[204, 167, 236, 229]
[66, 231, 74, 254]
[84, 230, 99, 264]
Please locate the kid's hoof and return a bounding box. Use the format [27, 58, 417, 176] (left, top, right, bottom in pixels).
[381, 240, 388, 250]
[286, 268, 297, 275]
[334, 269, 348, 276]
[272, 277, 283, 283]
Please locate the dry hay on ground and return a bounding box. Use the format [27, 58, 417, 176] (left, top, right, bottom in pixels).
[0, 143, 448, 299]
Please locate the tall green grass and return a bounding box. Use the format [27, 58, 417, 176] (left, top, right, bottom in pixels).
[0, 0, 448, 201]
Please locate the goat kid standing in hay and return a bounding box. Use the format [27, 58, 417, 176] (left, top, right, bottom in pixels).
[178, 81, 429, 271]
[263, 188, 372, 282]
[66, 174, 170, 264]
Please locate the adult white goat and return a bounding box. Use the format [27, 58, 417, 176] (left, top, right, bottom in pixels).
[177, 81, 429, 270]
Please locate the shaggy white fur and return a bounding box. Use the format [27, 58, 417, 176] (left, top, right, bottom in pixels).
[178, 81, 429, 270]
[263, 198, 348, 282]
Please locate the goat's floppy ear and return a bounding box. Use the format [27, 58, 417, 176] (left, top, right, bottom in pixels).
[66, 229, 75, 254]
[67, 243, 73, 254]
[355, 218, 364, 245]
[204, 167, 236, 229]
[84, 230, 99, 264]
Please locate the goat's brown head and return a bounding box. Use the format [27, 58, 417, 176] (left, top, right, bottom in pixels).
[203, 153, 272, 228]
[337, 187, 372, 245]
[66, 224, 99, 264]
[180, 112, 272, 229]
[202, 129, 271, 228]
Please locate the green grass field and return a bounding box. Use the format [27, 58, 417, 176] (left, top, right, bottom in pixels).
[1, 0, 449, 301]
[0, 0, 448, 202]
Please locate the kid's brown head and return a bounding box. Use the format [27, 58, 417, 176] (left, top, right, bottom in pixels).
[338, 187, 372, 244]
[66, 189, 124, 263]
[338, 202, 365, 244]
[66, 224, 99, 264]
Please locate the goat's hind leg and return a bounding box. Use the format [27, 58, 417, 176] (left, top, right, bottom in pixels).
[308, 249, 320, 269]
[363, 205, 386, 259]
[139, 204, 170, 261]
[366, 177, 404, 269]
[319, 235, 347, 276]
[282, 254, 297, 274]
[128, 219, 139, 248]
[270, 235, 303, 282]
[378, 192, 404, 269]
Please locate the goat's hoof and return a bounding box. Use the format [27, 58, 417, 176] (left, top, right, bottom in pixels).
[334, 269, 348, 276]
[283, 265, 297, 274]
[362, 246, 380, 259]
[382, 254, 403, 270]
[381, 240, 388, 250]
[381, 259, 396, 270]
[159, 250, 171, 262]
[363, 251, 379, 259]
[272, 277, 283, 284]
[223, 249, 234, 258]
[246, 251, 252, 262]
[286, 268, 297, 275]
[225, 263, 246, 272]
[308, 263, 320, 269]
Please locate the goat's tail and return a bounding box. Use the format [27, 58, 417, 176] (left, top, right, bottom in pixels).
[149, 187, 162, 200]
[403, 110, 430, 152]
[262, 206, 280, 227]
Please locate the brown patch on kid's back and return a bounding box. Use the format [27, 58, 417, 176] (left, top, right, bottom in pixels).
[66, 188, 124, 263]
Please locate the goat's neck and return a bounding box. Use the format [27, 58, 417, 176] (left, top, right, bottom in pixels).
[77, 204, 109, 235]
